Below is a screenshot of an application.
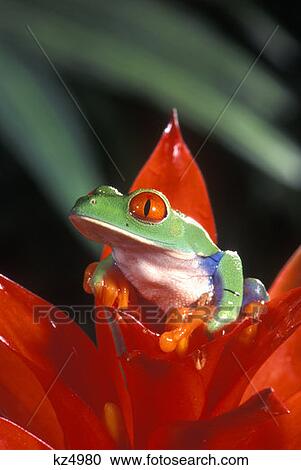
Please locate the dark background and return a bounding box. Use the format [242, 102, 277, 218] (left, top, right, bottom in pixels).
[0, 1, 300, 339]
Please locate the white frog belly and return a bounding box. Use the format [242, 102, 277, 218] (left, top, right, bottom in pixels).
[113, 247, 213, 312]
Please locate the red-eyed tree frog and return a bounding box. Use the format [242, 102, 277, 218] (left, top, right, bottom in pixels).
[70, 186, 268, 351]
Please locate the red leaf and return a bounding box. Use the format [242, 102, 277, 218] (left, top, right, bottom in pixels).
[95, 308, 134, 448]
[0, 340, 115, 449]
[96, 309, 206, 448]
[242, 324, 301, 404]
[148, 389, 287, 450]
[121, 352, 205, 448]
[200, 288, 301, 417]
[0, 274, 112, 417]
[0, 341, 64, 448]
[242, 248, 301, 403]
[270, 246, 301, 298]
[0, 418, 51, 450]
[29, 364, 115, 449]
[280, 390, 301, 449]
[130, 110, 217, 242]
[100, 110, 217, 261]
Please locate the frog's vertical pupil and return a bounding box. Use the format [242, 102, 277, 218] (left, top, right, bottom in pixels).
[144, 199, 151, 217]
[129, 191, 167, 222]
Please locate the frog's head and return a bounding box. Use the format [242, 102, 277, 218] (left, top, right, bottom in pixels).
[69, 186, 214, 254]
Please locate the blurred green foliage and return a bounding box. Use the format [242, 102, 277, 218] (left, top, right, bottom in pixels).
[0, 0, 300, 247]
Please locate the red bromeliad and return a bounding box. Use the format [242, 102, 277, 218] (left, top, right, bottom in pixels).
[0, 112, 301, 449]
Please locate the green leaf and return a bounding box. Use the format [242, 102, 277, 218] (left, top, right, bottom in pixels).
[1, 0, 301, 188]
[0, 44, 103, 252]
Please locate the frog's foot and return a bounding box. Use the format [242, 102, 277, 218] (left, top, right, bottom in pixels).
[83, 262, 98, 294]
[242, 277, 269, 320]
[243, 277, 269, 307]
[159, 306, 208, 356]
[83, 262, 133, 309]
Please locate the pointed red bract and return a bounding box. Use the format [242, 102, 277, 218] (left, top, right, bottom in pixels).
[148, 389, 287, 449]
[95, 308, 134, 448]
[279, 390, 301, 449]
[0, 418, 51, 449]
[242, 330, 301, 404]
[100, 110, 217, 261]
[96, 285, 301, 447]
[243, 246, 301, 403]
[0, 341, 64, 448]
[0, 275, 112, 417]
[104, 288, 301, 425]
[201, 288, 301, 417]
[270, 246, 301, 298]
[31, 366, 115, 449]
[120, 352, 205, 448]
[130, 110, 217, 242]
[96, 310, 206, 448]
[0, 340, 115, 449]
[0, 275, 116, 449]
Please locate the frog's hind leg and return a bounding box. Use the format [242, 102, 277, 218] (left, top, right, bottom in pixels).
[242, 277, 269, 307]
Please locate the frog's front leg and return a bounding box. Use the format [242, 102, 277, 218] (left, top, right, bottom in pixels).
[159, 251, 244, 354]
[83, 254, 132, 308]
[242, 277, 269, 308]
[241, 277, 269, 320]
[207, 250, 244, 332]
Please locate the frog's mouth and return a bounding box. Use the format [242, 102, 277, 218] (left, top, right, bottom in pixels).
[69, 214, 179, 253]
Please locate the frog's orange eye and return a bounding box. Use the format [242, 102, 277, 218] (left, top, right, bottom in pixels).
[129, 192, 167, 223]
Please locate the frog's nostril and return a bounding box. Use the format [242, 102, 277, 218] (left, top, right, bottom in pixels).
[90, 198, 97, 205]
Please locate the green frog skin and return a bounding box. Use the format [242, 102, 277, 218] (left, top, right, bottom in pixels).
[70, 186, 268, 333]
